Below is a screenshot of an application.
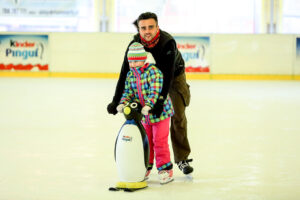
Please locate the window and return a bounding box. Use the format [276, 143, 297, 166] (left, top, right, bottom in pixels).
[0, 0, 96, 32]
[281, 0, 300, 33]
[113, 0, 261, 33]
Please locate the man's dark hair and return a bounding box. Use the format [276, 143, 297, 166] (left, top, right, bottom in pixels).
[133, 12, 158, 30]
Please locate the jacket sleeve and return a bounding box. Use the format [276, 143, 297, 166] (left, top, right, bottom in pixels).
[159, 40, 176, 100]
[145, 67, 163, 108]
[120, 73, 135, 105]
[112, 41, 134, 103]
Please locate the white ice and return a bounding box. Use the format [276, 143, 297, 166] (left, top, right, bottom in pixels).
[0, 78, 300, 200]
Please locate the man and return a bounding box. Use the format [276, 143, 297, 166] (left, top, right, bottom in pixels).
[107, 12, 193, 175]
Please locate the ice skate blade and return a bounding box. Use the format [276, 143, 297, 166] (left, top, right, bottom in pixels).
[160, 178, 174, 185]
[109, 186, 147, 192]
[108, 187, 120, 191]
[185, 173, 193, 178]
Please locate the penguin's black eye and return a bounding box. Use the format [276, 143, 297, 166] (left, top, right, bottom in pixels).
[131, 102, 138, 108]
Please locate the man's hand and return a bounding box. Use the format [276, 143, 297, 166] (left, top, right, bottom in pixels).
[107, 101, 118, 115]
[152, 98, 164, 117]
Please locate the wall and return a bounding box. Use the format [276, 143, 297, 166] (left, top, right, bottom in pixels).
[211, 34, 295, 75]
[49, 32, 131, 73]
[0, 32, 299, 79]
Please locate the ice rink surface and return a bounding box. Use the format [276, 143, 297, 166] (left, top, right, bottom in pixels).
[0, 77, 300, 200]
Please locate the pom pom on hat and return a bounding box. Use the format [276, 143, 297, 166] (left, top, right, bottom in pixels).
[127, 42, 147, 62]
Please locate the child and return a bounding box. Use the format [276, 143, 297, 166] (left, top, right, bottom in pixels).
[116, 42, 174, 184]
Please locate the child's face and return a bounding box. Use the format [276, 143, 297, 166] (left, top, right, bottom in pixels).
[129, 61, 145, 68]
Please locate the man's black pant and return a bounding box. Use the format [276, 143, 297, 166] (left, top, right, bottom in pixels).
[169, 72, 191, 163]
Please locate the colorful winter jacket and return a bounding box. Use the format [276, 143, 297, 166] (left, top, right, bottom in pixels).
[120, 53, 174, 124]
[112, 30, 185, 104]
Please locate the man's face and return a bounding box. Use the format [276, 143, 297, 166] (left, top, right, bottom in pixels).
[138, 18, 159, 42]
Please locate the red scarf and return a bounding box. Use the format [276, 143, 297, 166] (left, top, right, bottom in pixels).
[140, 29, 160, 48]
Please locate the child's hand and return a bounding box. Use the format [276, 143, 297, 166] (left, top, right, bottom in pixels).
[141, 105, 151, 115]
[116, 104, 125, 113]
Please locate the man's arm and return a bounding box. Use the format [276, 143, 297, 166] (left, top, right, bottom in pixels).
[159, 40, 176, 99]
[112, 57, 130, 103]
[151, 40, 176, 117]
[107, 42, 132, 115]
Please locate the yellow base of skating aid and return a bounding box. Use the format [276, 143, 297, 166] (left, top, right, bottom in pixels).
[116, 181, 148, 190]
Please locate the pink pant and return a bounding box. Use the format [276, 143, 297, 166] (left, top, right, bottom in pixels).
[142, 118, 171, 169]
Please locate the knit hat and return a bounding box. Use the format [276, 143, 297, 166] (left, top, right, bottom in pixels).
[127, 42, 147, 62]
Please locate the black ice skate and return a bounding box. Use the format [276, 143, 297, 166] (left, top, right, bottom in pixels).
[177, 159, 193, 175]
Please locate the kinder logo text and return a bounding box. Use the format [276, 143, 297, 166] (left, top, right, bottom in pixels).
[122, 135, 132, 142]
[5, 40, 44, 60]
[178, 43, 200, 62]
[10, 40, 35, 48]
[177, 43, 196, 49]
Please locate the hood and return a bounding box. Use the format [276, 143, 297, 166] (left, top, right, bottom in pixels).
[145, 52, 156, 65]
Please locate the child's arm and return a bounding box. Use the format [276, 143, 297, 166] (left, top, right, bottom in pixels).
[120, 76, 135, 105]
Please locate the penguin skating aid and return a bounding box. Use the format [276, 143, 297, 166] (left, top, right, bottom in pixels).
[109, 102, 149, 192]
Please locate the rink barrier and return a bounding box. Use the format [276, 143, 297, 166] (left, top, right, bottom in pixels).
[0, 71, 300, 80]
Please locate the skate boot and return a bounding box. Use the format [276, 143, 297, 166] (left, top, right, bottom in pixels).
[158, 169, 174, 184]
[144, 164, 153, 180]
[177, 159, 193, 175]
[144, 170, 151, 180]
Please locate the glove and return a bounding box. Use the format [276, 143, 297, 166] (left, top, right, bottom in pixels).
[116, 104, 125, 113]
[152, 98, 164, 117]
[141, 105, 151, 115]
[107, 101, 118, 115]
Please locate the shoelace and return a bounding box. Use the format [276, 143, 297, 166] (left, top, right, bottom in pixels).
[178, 159, 193, 170]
